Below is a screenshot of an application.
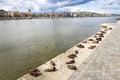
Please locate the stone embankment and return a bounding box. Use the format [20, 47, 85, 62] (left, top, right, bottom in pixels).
[69, 22, 120, 80]
[18, 22, 119, 80]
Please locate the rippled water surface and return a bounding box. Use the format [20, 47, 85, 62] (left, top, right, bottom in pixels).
[0, 17, 116, 80]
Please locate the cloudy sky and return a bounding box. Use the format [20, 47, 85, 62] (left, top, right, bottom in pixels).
[0, 0, 120, 14]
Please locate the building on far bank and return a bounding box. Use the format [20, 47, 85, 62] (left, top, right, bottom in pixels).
[72, 12, 78, 17]
[50, 13, 58, 17]
[7, 9, 31, 17]
[7, 11, 14, 17]
[25, 9, 31, 17]
[0, 9, 8, 17]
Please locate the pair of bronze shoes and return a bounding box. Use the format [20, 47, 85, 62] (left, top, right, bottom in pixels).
[96, 37, 102, 41]
[77, 44, 84, 48]
[45, 66, 56, 72]
[66, 51, 76, 62]
[66, 59, 77, 70]
[99, 33, 104, 37]
[67, 65, 77, 70]
[68, 50, 78, 59]
[102, 26, 107, 28]
[100, 31, 106, 34]
[66, 59, 75, 64]
[88, 45, 96, 49]
[68, 53, 76, 59]
[74, 50, 78, 54]
[45, 61, 57, 72]
[50, 61, 56, 66]
[82, 41, 87, 43]
[92, 40, 99, 44]
[29, 69, 42, 77]
[88, 39, 94, 41]
[95, 32, 104, 37]
[108, 28, 112, 30]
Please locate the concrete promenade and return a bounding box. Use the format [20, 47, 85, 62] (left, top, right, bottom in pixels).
[18, 22, 119, 80]
[69, 23, 120, 80]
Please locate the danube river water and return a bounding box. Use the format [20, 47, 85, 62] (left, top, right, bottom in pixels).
[0, 17, 116, 80]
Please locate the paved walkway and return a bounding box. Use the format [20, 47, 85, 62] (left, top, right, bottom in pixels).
[69, 23, 120, 80]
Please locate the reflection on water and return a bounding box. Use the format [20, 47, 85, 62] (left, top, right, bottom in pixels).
[0, 17, 116, 80]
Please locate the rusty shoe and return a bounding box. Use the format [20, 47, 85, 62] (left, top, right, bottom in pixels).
[96, 37, 102, 41]
[45, 66, 57, 72]
[74, 50, 78, 54]
[29, 69, 42, 77]
[92, 40, 99, 44]
[88, 45, 96, 49]
[82, 41, 87, 43]
[50, 61, 56, 66]
[68, 54, 76, 59]
[88, 39, 94, 41]
[66, 59, 75, 64]
[77, 44, 84, 48]
[67, 65, 77, 70]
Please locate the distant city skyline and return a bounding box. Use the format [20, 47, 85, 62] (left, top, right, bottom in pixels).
[0, 0, 120, 14]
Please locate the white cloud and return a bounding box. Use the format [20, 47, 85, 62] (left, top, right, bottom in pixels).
[0, 0, 120, 13]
